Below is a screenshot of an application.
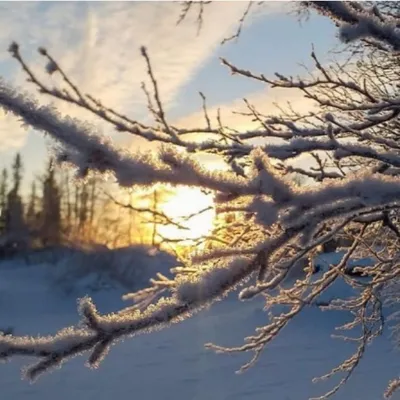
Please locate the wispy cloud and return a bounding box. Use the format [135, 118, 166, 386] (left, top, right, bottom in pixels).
[0, 1, 284, 153]
[175, 86, 315, 133]
[0, 110, 27, 151]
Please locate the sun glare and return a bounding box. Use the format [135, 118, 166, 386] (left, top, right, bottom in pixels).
[157, 186, 215, 241]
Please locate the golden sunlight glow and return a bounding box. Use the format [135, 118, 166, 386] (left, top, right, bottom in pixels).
[157, 186, 215, 241]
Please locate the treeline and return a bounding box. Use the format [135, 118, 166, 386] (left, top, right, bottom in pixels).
[0, 154, 309, 259]
[0, 153, 159, 257]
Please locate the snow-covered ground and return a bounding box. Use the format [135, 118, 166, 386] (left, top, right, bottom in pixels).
[0, 250, 398, 400]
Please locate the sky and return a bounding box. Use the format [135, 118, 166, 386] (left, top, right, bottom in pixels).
[0, 1, 340, 194]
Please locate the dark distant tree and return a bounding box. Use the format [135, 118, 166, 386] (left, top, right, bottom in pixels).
[11, 153, 22, 194]
[78, 182, 89, 230]
[59, 168, 72, 232]
[40, 159, 61, 246]
[26, 181, 37, 226]
[0, 168, 8, 235]
[5, 153, 26, 240]
[26, 181, 36, 221]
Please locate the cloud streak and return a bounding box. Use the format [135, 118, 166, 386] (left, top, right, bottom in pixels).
[175, 86, 316, 133]
[0, 2, 284, 153]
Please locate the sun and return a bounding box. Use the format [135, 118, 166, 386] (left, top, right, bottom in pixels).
[157, 186, 215, 242]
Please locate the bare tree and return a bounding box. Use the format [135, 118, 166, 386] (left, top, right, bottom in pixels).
[2, 2, 400, 398]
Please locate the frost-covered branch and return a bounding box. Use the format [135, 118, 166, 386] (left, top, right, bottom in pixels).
[0, 255, 256, 381]
[303, 1, 400, 50]
[2, 2, 400, 399]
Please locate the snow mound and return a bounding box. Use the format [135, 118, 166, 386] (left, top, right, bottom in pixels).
[49, 245, 179, 295]
[0, 244, 179, 298]
[0, 251, 397, 399]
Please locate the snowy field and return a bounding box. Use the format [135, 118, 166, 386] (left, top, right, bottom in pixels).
[0, 250, 399, 400]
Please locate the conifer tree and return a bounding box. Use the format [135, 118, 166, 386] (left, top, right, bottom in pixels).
[5, 153, 25, 241]
[0, 168, 8, 235]
[40, 159, 61, 246]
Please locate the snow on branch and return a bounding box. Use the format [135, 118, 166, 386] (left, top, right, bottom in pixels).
[304, 1, 400, 50]
[0, 255, 255, 381]
[3, 2, 400, 399]
[0, 78, 255, 193]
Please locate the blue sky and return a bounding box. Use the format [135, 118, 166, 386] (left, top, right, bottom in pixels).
[0, 1, 339, 193]
[171, 10, 338, 119]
